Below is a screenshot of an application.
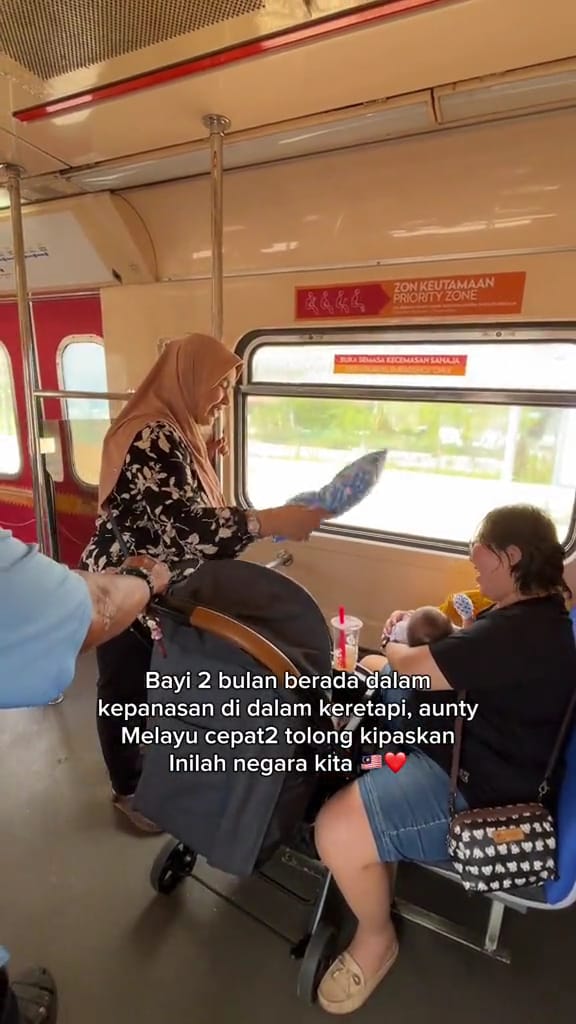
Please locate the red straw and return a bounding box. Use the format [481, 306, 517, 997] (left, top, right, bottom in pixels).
[338, 605, 346, 669]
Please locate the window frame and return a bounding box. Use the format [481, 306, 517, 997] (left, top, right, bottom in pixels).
[233, 323, 576, 557]
[57, 334, 109, 489]
[0, 339, 23, 479]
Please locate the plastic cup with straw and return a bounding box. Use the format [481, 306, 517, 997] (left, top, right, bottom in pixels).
[330, 606, 363, 671]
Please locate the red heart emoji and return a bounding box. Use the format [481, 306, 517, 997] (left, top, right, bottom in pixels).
[385, 752, 407, 773]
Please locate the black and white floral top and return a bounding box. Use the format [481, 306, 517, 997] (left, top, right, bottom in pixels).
[79, 421, 254, 579]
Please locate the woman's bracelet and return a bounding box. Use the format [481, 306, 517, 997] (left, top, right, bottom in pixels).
[117, 566, 155, 602]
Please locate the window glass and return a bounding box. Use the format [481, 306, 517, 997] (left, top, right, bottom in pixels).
[60, 337, 110, 487]
[240, 333, 576, 550]
[250, 340, 576, 390]
[0, 343, 21, 476]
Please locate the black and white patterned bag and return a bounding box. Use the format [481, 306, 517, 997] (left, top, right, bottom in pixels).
[447, 689, 576, 894]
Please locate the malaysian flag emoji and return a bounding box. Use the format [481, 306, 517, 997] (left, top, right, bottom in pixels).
[361, 754, 383, 770]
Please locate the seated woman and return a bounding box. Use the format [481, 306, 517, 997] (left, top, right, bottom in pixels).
[314, 504, 576, 1015]
[80, 332, 329, 831]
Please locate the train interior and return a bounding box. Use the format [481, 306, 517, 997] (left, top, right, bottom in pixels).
[1, 0, 576, 1020]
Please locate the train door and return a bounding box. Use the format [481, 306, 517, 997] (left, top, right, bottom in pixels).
[0, 303, 29, 539]
[0, 294, 106, 567]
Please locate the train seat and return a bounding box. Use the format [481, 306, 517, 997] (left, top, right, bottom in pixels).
[396, 609, 576, 961]
[401, 720, 576, 962]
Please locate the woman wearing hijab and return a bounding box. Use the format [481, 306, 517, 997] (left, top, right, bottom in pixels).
[80, 333, 327, 831]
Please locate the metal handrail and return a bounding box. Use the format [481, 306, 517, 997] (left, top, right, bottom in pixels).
[2, 163, 53, 558]
[203, 112, 231, 488]
[34, 389, 133, 401]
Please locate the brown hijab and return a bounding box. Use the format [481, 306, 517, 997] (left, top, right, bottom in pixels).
[98, 333, 242, 510]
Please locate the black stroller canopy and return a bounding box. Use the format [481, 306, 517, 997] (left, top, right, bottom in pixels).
[160, 559, 332, 678]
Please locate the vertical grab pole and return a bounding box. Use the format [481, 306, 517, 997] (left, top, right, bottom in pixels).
[1, 163, 52, 557]
[202, 113, 231, 486]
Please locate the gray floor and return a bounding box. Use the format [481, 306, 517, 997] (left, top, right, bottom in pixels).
[1, 652, 574, 1023]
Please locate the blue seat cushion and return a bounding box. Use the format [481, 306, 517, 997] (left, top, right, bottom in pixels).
[544, 607, 576, 905]
[545, 721, 576, 905]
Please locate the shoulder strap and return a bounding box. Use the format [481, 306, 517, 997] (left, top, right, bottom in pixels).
[541, 686, 576, 796]
[450, 686, 576, 811]
[104, 504, 131, 559]
[449, 691, 465, 817]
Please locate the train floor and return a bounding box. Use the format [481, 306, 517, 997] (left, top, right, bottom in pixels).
[1, 651, 574, 1024]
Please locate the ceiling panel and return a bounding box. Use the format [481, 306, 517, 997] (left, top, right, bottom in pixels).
[0, 67, 68, 174]
[9, 0, 576, 167]
[1, 0, 266, 81]
[0, 126, 69, 174]
[0, 0, 386, 99]
[0, 58, 47, 134]
[122, 109, 576, 280]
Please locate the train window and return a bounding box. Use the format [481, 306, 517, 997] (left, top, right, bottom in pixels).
[0, 342, 21, 477]
[250, 339, 576, 390]
[236, 330, 576, 552]
[59, 336, 111, 487]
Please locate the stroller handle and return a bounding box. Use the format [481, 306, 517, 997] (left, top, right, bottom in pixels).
[265, 549, 294, 570]
[151, 597, 301, 686]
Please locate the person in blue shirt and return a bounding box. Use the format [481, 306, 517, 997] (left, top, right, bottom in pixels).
[0, 528, 170, 1024]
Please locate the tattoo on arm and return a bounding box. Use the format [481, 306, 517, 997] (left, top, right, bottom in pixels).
[96, 587, 115, 634]
[76, 570, 149, 650]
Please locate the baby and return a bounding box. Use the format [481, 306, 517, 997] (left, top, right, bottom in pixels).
[387, 605, 454, 647]
[353, 606, 455, 681]
[332, 598, 473, 729]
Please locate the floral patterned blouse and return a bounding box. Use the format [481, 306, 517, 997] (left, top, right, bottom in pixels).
[79, 420, 254, 579]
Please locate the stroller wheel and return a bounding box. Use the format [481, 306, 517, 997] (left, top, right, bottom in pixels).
[150, 839, 197, 895]
[296, 923, 338, 1005]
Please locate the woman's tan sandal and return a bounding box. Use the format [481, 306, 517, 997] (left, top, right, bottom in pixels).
[317, 943, 399, 1014]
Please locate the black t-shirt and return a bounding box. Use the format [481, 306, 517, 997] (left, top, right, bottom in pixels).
[422, 594, 576, 809]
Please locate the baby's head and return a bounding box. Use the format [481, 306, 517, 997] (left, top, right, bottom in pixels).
[406, 606, 454, 646]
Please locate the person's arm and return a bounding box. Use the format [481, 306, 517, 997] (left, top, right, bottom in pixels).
[76, 560, 169, 650]
[385, 641, 453, 690]
[0, 530, 168, 709]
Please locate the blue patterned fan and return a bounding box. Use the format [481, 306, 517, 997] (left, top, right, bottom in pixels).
[274, 450, 387, 540]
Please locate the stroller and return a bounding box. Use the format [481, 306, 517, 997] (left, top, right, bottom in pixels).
[132, 556, 366, 1004]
